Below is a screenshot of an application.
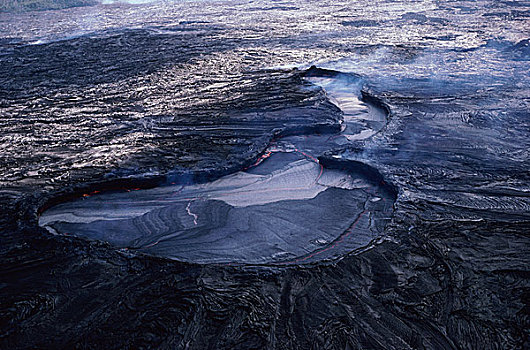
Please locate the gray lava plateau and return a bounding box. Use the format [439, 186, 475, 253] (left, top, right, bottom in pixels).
[0, 0, 529, 349]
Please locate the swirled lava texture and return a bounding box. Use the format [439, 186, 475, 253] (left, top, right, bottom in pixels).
[40, 152, 394, 264]
[39, 73, 395, 264]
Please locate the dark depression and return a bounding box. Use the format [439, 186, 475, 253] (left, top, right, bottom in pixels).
[0, 0, 529, 349]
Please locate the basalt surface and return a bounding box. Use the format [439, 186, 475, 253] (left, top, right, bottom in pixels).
[38, 71, 396, 265]
[1, 1, 529, 349]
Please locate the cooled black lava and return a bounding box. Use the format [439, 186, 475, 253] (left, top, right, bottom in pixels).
[39, 72, 396, 264]
[1, 1, 528, 348]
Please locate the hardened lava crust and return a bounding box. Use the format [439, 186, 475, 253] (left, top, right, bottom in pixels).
[0, 1, 529, 349]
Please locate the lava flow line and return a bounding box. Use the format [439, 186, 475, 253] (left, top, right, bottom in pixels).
[143, 239, 161, 249]
[243, 148, 281, 171]
[278, 208, 368, 265]
[294, 148, 323, 184]
[186, 200, 198, 225]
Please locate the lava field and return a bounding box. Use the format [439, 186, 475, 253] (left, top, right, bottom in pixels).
[0, 0, 529, 349]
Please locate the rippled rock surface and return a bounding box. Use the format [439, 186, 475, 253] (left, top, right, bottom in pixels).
[39, 73, 396, 264]
[0, 1, 528, 349]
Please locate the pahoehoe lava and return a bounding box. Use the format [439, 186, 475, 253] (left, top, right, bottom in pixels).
[38, 69, 397, 264]
[1, 1, 529, 349]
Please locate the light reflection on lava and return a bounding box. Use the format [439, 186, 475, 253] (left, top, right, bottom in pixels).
[39, 71, 394, 265]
